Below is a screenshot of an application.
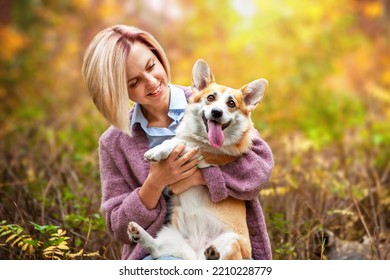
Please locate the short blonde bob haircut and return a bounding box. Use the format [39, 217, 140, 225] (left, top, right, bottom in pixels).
[81, 25, 171, 135]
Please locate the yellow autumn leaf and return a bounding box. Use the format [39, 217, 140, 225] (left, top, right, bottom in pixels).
[0, 230, 12, 237]
[381, 70, 390, 86]
[26, 165, 36, 182]
[28, 245, 35, 254]
[327, 209, 357, 217]
[97, 2, 121, 19]
[83, 251, 100, 257]
[68, 249, 84, 258]
[57, 243, 69, 250]
[71, 0, 90, 10]
[363, 2, 384, 19]
[10, 236, 23, 247]
[44, 245, 56, 252]
[5, 233, 18, 243]
[367, 82, 390, 104]
[66, 40, 79, 56]
[54, 249, 64, 256]
[0, 26, 28, 61]
[21, 242, 30, 252]
[260, 186, 292, 197]
[380, 195, 390, 206]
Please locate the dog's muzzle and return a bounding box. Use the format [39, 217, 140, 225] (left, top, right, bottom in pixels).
[202, 111, 231, 133]
[202, 111, 232, 149]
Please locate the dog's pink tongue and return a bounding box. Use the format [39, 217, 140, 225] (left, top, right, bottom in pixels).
[208, 120, 224, 149]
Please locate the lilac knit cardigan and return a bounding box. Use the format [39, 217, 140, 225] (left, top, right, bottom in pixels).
[99, 87, 274, 260]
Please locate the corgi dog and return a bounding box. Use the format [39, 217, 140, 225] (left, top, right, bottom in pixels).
[127, 59, 268, 260]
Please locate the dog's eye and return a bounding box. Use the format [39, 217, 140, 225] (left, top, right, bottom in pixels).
[227, 100, 236, 108]
[207, 95, 216, 102]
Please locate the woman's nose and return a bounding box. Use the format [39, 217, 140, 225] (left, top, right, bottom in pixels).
[144, 73, 158, 88]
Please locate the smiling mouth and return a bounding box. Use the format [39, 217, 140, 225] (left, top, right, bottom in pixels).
[202, 112, 231, 133]
[202, 112, 231, 149]
[147, 83, 162, 96]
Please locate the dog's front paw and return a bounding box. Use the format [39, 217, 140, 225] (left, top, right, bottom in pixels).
[144, 146, 170, 162]
[205, 245, 220, 260]
[144, 140, 181, 162]
[127, 222, 142, 243]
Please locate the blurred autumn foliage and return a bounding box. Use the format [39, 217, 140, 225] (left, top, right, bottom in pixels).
[0, 0, 389, 259]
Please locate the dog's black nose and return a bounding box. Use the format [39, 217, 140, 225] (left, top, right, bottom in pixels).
[211, 108, 223, 119]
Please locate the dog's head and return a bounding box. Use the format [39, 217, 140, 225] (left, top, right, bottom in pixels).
[189, 59, 268, 150]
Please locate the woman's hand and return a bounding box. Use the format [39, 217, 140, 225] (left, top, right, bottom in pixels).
[169, 169, 206, 194]
[151, 144, 200, 187]
[139, 144, 200, 209]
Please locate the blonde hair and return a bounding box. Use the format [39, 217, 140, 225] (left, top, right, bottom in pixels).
[81, 25, 171, 135]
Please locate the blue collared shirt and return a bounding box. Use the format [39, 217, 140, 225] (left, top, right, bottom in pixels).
[130, 84, 188, 148]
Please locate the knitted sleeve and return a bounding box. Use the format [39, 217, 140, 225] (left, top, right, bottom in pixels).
[98, 131, 167, 244]
[201, 129, 274, 202]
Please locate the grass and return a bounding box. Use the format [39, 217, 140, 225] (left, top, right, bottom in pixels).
[1, 101, 389, 259]
[1, 0, 389, 260]
[263, 131, 390, 259]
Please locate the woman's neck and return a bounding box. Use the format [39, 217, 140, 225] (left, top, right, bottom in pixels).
[141, 89, 172, 128]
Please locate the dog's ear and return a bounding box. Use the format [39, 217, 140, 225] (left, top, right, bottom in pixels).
[240, 79, 268, 111]
[192, 59, 215, 92]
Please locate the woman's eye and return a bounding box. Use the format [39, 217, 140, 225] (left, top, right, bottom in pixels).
[227, 100, 236, 108]
[128, 79, 138, 88]
[147, 62, 155, 71]
[207, 95, 215, 102]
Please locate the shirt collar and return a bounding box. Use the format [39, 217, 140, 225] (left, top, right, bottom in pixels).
[130, 102, 147, 129]
[130, 84, 187, 129]
[169, 84, 187, 111]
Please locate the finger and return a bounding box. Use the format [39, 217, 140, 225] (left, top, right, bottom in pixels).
[179, 157, 199, 173]
[168, 144, 186, 160]
[177, 146, 200, 164]
[179, 165, 198, 180]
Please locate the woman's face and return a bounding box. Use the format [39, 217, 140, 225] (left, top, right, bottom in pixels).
[126, 42, 169, 107]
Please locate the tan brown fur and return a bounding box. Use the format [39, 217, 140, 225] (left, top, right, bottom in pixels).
[190, 83, 222, 103]
[130, 59, 267, 260]
[224, 239, 252, 260]
[190, 80, 260, 259]
[200, 151, 237, 165]
[191, 84, 253, 115]
[234, 126, 253, 153]
[224, 242, 243, 260]
[232, 91, 252, 115]
[209, 197, 251, 259]
[200, 125, 252, 165]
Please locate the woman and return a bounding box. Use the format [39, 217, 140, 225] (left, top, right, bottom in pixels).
[81, 25, 274, 260]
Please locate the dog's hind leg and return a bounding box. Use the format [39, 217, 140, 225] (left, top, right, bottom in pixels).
[128, 222, 197, 259]
[205, 231, 241, 260]
[154, 226, 197, 259]
[127, 222, 161, 257]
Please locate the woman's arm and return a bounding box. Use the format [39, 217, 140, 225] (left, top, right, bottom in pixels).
[99, 135, 202, 244]
[99, 140, 167, 245]
[139, 144, 200, 208]
[201, 129, 274, 202]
